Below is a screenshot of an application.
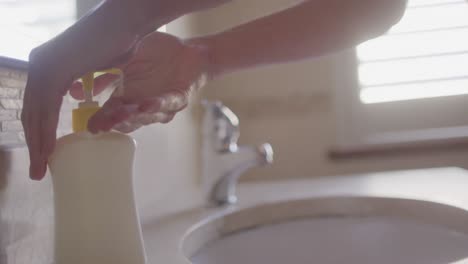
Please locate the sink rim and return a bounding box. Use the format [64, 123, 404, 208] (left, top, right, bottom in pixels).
[181, 196, 468, 260]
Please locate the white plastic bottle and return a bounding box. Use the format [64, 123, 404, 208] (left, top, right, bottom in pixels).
[48, 70, 146, 264]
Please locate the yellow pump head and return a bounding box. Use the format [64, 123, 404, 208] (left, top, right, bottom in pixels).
[72, 69, 122, 132]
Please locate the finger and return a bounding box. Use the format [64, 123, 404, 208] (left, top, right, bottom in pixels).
[159, 91, 189, 112]
[112, 112, 174, 133]
[113, 121, 142, 134]
[159, 113, 175, 124]
[33, 94, 62, 180]
[87, 98, 138, 133]
[25, 118, 46, 180]
[22, 80, 39, 180]
[22, 84, 49, 180]
[69, 73, 119, 100]
[138, 91, 188, 113]
[137, 112, 174, 125]
[40, 95, 62, 165]
[137, 97, 164, 113]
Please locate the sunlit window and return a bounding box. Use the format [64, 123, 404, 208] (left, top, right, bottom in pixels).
[357, 0, 468, 104]
[0, 0, 76, 61]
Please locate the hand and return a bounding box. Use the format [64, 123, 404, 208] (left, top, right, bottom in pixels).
[21, 49, 71, 181]
[21, 0, 214, 181]
[70, 31, 212, 134]
[22, 24, 140, 181]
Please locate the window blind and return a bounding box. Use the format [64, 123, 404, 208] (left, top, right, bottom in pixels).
[356, 0, 468, 103]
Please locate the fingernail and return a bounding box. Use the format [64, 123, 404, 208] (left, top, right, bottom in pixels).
[30, 161, 46, 181]
[29, 169, 42, 181]
[29, 166, 36, 180]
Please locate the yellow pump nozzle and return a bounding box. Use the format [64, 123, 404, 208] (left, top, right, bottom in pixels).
[72, 69, 122, 133]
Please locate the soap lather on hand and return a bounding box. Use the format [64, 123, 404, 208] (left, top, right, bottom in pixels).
[69, 32, 207, 134]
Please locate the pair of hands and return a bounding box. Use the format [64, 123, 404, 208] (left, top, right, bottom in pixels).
[21, 31, 211, 180]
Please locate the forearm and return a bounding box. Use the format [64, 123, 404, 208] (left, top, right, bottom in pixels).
[195, 0, 407, 77]
[34, 0, 233, 81]
[31, 0, 146, 80]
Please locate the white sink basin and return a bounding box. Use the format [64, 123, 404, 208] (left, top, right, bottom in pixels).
[186, 197, 468, 264]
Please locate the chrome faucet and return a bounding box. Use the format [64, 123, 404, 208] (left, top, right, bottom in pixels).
[202, 100, 274, 205]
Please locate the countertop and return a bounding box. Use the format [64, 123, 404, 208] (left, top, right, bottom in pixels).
[141, 167, 468, 264]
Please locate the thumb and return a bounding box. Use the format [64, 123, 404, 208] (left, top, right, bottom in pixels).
[87, 97, 139, 133]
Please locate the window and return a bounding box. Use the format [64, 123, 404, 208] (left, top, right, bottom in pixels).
[0, 0, 165, 62]
[358, 0, 468, 104]
[334, 0, 468, 150]
[0, 0, 76, 61]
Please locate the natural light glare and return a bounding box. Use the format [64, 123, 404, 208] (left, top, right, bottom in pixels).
[359, 53, 468, 86]
[158, 25, 167, 32]
[0, 0, 75, 61]
[361, 78, 468, 104]
[408, 0, 465, 7]
[357, 28, 468, 61]
[389, 3, 468, 33]
[358, 0, 468, 104]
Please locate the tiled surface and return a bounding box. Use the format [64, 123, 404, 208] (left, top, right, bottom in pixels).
[0, 67, 75, 146]
[0, 68, 27, 145]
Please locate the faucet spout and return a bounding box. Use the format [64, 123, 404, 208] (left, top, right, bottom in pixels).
[202, 101, 274, 206]
[211, 144, 273, 205]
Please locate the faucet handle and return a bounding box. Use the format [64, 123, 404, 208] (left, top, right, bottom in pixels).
[202, 100, 240, 152]
[258, 143, 274, 165]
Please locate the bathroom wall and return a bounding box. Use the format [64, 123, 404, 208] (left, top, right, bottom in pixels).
[0, 69, 77, 146]
[190, 0, 468, 181]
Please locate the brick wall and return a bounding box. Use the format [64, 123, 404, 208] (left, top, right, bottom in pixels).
[0, 67, 26, 145]
[0, 67, 74, 146]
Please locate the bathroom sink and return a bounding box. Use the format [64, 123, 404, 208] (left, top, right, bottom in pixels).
[184, 197, 468, 264]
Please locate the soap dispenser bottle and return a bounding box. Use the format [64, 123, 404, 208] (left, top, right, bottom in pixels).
[48, 69, 146, 264]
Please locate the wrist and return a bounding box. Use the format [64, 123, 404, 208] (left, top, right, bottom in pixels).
[185, 36, 221, 81]
[28, 46, 75, 94]
[40, 0, 145, 81]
